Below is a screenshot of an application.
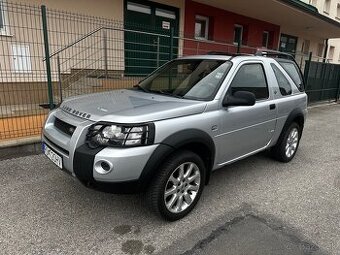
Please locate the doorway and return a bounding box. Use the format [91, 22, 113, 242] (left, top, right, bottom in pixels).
[279, 34, 298, 54]
[124, 0, 179, 76]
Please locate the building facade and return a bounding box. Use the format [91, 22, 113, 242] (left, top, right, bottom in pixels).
[302, 0, 340, 63]
[0, 0, 340, 100]
[183, 0, 281, 55]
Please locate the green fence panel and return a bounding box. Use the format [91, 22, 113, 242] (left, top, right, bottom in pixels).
[305, 61, 340, 103]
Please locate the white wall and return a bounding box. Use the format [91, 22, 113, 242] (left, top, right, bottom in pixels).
[301, 0, 340, 63]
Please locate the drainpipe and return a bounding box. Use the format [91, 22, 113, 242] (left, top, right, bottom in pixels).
[323, 39, 329, 63]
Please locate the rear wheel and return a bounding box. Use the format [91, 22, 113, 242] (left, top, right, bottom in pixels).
[146, 150, 206, 221]
[271, 122, 301, 162]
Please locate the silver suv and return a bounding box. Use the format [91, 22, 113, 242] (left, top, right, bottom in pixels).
[42, 52, 307, 221]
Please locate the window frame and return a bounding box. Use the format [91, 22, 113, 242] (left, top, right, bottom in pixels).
[337, 3, 340, 19]
[276, 59, 305, 92]
[310, 0, 318, 7]
[227, 62, 270, 102]
[262, 31, 269, 48]
[317, 43, 324, 57]
[233, 24, 243, 45]
[302, 39, 310, 55]
[155, 8, 176, 19]
[126, 2, 151, 14]
[11, 44, 32, 73]
[329, 46, 335, 60]
[270, 63, 293, 96]
[194, 15, 209, 40]
[0, 0, 10, 36]
[323, 0, 331, 14]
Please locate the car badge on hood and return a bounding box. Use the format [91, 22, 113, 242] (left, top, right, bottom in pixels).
[97, 106, 108, 112]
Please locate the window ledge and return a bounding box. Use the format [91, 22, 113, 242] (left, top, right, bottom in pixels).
[194, 37, 210, 41]
[0, 31, 13, 37]
[12, 71, 33, 74]
[233, 42, 248, 47]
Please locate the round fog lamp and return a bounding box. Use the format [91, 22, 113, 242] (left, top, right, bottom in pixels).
[94, 160, 113, 174]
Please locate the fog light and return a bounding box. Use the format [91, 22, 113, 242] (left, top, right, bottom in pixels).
[101, 161, 110, 171]
[94, 160, 113, 175]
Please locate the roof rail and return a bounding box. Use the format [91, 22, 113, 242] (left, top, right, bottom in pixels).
[207, 51, 253, 57]
[255, 49, 295, 61]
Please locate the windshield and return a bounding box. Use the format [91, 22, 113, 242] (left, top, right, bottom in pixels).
[137, 59, 232, 100]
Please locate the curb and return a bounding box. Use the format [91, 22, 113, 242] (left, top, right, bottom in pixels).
[0, 135, 41, 149]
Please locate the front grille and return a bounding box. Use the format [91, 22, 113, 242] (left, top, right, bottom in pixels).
[54, 118, 76, 137]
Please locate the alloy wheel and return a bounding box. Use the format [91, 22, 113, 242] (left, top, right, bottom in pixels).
[164, 162, 201, 214]
[285, 127, 299, 158]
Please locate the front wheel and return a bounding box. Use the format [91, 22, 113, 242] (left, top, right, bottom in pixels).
[146, 150, 206, 221]
[271, 122, 301, 162]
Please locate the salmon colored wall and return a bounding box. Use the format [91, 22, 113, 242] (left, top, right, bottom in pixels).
[183, 0, 280, 55]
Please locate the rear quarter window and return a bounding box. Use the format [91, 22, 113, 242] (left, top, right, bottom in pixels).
[278, 61, 304, 91]
[271, 64, 292, 96]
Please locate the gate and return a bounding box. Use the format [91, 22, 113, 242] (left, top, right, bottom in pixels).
[305, 61, 340, 103]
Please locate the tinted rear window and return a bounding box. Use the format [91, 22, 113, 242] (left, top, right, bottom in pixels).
[278, 61, 304, 91]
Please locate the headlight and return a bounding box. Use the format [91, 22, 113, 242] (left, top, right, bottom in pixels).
[86, 123, 154, 148]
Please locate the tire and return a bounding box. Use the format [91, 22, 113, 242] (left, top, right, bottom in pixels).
[271, 122, 301, 163]
[146, 150, 206, 221]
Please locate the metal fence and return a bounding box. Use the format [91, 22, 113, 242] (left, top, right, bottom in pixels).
[0, 2, 47, 140]
[0, 1, 339, 141]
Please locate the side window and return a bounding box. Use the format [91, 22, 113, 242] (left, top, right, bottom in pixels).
[229, 63, 269, 100]
[271, 64, 292, 96]
[278, 61, 304, 91]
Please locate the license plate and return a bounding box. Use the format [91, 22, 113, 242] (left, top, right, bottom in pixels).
[43, 143, 63, 169]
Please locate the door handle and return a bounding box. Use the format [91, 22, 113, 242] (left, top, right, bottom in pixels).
[269, 104, 276, 110]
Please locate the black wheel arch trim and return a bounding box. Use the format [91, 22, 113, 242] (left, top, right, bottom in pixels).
[280, 108, 305, 140]
[284, 108, 305, 129]
[139, 129, 216, 189]
[73, 144, 146, 194]
[73, 129, 216, 194]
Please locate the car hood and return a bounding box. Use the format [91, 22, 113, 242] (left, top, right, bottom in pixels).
[60, 89, 207, 123]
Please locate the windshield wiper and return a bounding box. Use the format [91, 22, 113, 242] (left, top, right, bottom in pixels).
[133, 84, 150, 93]
[150, 90, 183, 99]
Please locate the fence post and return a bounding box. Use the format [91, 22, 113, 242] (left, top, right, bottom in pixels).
[57, 55, 63, 103]
[336, 69, 340, 102]
[169, 27, 174, 60]
[156, 36, 160, 67]
[304, 52, 312, 87]
[103, 29, 108, 78]
[41, 5, 54, 110]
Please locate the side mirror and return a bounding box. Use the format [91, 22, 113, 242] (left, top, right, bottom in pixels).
[223, 91, 256, 107]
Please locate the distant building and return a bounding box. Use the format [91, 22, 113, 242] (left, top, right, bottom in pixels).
[301, 0, 340, 63]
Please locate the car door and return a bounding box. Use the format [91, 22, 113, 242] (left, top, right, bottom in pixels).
[216, 61, 277, 166]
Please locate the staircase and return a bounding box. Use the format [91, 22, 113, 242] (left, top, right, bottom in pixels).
[49, 26, 145, 104]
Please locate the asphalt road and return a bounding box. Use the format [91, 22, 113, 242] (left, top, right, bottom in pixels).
[1, 104, 339, 255]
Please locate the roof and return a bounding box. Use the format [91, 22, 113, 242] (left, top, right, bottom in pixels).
[281, 0, 340, 29]
[194, 0, 340, 39]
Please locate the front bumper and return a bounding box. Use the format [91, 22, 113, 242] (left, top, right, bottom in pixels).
[42, 108, 158, 193]
[73, 144, 158, 193]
